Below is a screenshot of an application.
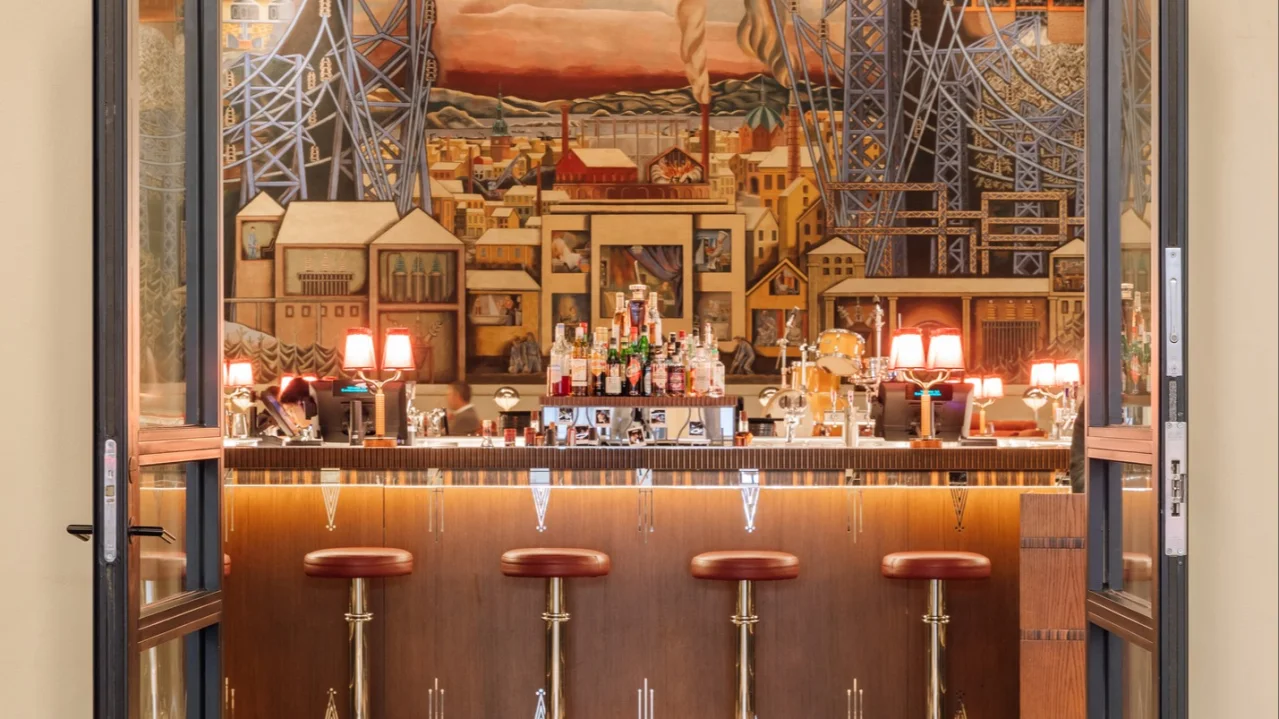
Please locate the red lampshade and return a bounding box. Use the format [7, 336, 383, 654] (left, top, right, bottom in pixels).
[964, 376, 984, 399]
[1030, 358, 1058, 388]
[381, 328, 416, 371]
[225, 360, 254, 388]
[1054, 360, 1081, 386]
[888, 328, 926, 370]
[981, 376, 1005, 400]
[926, 328, 965, 371]
[343, 327, 377, 371]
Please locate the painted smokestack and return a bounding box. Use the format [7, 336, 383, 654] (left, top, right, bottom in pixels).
[561, 104, 570, 159]
[700, 103, 711, 176]
[786, 103, 800, 184]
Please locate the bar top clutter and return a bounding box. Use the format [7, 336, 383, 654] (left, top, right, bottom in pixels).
[225, 442, 1069, 472]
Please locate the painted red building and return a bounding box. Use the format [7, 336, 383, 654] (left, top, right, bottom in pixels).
[555, 148, 639, 184]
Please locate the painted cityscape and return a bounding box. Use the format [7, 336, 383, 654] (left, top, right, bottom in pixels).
[217, 0, 1119, 385]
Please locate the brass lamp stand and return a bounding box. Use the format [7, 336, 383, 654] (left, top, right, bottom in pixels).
[343, 327, 416, 448]
[888, 327, 965, 449]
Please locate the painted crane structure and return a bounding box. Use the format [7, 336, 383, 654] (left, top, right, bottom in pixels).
[221, 0, 439, 215]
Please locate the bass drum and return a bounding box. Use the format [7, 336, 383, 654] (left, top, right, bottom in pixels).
[815, 329, 866, 377]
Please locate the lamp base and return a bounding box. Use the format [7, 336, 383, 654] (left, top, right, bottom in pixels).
[362, 436, 397, 448]
[910, 438, 944, 449]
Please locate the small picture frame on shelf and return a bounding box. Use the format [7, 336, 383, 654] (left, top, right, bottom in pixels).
[557, 407, 575, 424]
[573, 424, 598, 445]
[626, 426, 646, 446]
[594, 408, 612, 427]
[649, 409, 667, 428]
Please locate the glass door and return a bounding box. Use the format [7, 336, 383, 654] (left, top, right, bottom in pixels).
[1084, 1, 1187, 717]
[88, 0, 224, 716]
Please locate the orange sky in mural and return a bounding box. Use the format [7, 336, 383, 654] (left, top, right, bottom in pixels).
[433, 1, 772, 99]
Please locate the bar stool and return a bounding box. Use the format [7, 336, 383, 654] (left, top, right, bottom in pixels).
[500, 548, 611, 719]
[881, 551, 991, 719]
[690, 550, 800, 719]
[303, 547, 414, 719]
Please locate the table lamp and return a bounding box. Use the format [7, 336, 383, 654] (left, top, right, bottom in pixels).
[224, 360, 255, 441]
[889, 327, 964, 447]
[343, 327, 416, 447]
[1029, 355, 1081, 439]
[964, 373, 1005, 436]
[494, 386, 521, 412]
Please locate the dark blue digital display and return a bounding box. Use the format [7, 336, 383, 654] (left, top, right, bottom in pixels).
[339, 385, 371, 394]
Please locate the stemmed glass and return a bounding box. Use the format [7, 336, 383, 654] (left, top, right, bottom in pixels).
[1022, 388, 1049, 429]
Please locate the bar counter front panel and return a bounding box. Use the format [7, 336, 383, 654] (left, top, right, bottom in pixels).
[220, 445, 1070, 719]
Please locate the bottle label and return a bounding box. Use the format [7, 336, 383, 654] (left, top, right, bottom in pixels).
[693, 367, 710, 393]
[627, 358, 642, 388]
[669, 367, 685, 394]
[571, 358, 588, 386]
[549, 363, 562, 386]
[652, 366, 668, 394]
[606, 375, 622, 396]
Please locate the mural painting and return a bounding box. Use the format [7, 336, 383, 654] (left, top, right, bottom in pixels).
[219, 1, 1100, 384]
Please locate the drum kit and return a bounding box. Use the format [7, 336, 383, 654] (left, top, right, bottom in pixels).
[764, 303, 891, 445]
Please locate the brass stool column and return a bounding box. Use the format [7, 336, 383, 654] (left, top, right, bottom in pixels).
[304, 547, 415, 719]
[501, 548, 612, 719]
[881, 551, 991, 719]
[691, 550, 800, 719]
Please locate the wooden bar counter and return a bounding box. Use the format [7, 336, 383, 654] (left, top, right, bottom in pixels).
[219, 442, 1070, 719]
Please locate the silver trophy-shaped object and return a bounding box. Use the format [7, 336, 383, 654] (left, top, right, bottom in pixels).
[425, 408, 447, 438]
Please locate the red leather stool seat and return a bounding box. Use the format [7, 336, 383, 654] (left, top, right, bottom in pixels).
[500, 548, 611, 578]
[141, 552, 233, 579]
[1123, 553, 1153, 582]
[881, 551, 991, 581]
[303, 547, 414, 579]
[690, 551, 800, 582]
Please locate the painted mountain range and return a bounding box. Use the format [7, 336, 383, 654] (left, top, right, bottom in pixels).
[424, 74, 834, 130]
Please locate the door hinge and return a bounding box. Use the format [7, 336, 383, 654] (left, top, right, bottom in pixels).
[1165, 248, 1184, 377]
[1164, 421, 1187, 556]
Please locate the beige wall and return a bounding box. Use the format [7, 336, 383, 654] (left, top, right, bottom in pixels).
[1188, 0, 1279, 714]
[0, 2, 1274, 716]
[0, 0, 93, 715]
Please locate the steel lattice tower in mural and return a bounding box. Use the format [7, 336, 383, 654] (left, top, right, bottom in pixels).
[773, 0, 1087, 277]
[222, 0, 438, 215]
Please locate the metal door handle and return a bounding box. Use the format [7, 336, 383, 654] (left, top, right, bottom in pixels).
[66, 524, 94, 541]
[129, 525, 177, 544]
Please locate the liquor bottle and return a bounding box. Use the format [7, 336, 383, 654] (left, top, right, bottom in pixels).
[606, 330, 623, 396]
[571, 323, 589, 396]
[686, 328, 701, 396]
[692, 332, 711, 397]
[549, 323, 570, 396]
[707, 326, 726, 398]
[667, 340, 686, 396]
[648, 299, 663, 346]
[651, 346, 668, 397]
[626, 327, 643, 396]
[734, 398, 753, 447]
[628, 284, 648, 333]
[613, 291, 629, 343]
[591, 328, 609, 396]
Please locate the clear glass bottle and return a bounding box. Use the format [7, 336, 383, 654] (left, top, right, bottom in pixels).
[651, 346, 668, 397]
[571, 323, 590, 396]
[549, 323, 570, 396]
[590, 328, 609, 396]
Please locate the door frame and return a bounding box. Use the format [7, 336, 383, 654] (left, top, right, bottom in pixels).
[1083, 0, 1189, 716]
[93, 0, 226, 716]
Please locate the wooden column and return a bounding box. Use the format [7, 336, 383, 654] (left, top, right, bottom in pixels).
[887, 296, 899, 334]
[1019, 493, 1086, 719]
